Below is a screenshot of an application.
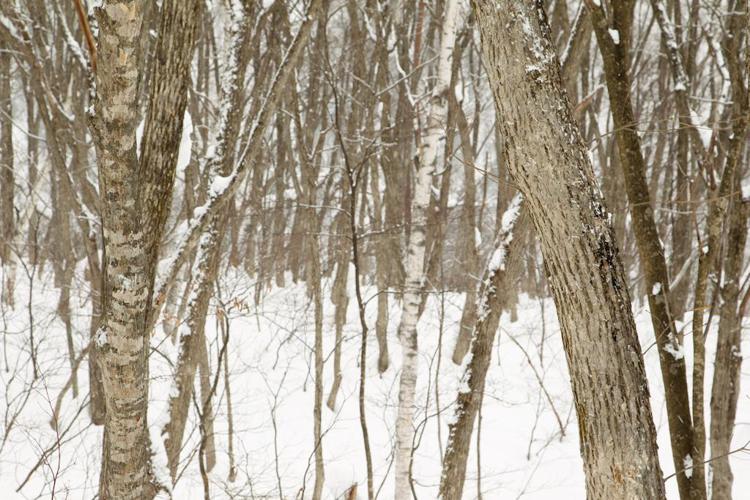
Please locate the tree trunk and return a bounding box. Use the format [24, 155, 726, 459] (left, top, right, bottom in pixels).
[585, 2, 702, 497]
[91, 0, 201, 496]
[0, 51, 14, 303]
[393, 1, 459, 497]
[471, 1, 666, 498]
[708, 4, 750, 493]
[440, 197, 526, 499]
[709, 193, 747, 500]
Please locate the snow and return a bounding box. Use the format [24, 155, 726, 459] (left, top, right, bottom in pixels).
[652, 282, 662, 295]
[3, 264, 749, 499]
[136, 118, 145, 158]
[488, 246, 507, 273]
[664, 342, 685, 360]
[192, 205, 207, 220]
[209, 173, 233, 198]
[683, 454, 694, 479]
[608, 29, 620, 45]
[95, 327, 108, 347]
[501, 194, 523, 233]
[176, 112, 193, 173]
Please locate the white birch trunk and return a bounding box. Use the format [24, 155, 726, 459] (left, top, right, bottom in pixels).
[393, 1, 459, 497]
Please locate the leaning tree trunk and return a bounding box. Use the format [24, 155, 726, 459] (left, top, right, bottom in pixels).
[585, 2, 702, 497]
[440, 197, 527, 499]
[161, 0, 252, 480]
[471, 1, 666, 498]
[393, 1, 459, 497]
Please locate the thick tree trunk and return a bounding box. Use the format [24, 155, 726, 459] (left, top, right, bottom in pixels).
[393, 1, 459, 497]
[471, 2, 666, 498]
[91, 1, 200, 497]
[585, 2, 702, 497]
[91, 3, 151, 497]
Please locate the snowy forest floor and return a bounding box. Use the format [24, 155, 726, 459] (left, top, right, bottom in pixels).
[1, 264, 749, 499]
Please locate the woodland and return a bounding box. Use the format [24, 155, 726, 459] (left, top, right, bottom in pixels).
[0, 0, 749, 499]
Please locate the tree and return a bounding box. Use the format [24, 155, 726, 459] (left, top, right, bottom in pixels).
[470, 1, 665, 497]
[585, 1, 703, 496]
[393, 0, 459, 497]
[91, 0, 200, 496]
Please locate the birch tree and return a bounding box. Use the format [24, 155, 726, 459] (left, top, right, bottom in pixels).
[393, 1, 459, 497]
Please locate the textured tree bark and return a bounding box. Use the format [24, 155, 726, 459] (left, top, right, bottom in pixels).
[393, 1, 458, 497]
[585, 2, 702, 497]
[471, 2, 666, 498]
[0, 51, 14, 304]
[440, 197, 527, 499]
[91, 3, 151, 497]
[709, 191, 748, 500]
[91, 0, 200, 497]
[93, 15, 148, 500]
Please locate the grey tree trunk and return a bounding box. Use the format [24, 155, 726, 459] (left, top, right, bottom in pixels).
[586, 2, 702, 497]
[471, 2, 666, 498]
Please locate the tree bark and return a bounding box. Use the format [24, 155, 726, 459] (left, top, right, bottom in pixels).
[393, 1, 459, 497]
[471, 2, 666, 498]
[585, 2, 702, 497]
[440, 197, 527, 499]
[91, 0, 201, 496]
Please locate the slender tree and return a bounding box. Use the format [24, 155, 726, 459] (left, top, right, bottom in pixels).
[393, 1, 459, 497]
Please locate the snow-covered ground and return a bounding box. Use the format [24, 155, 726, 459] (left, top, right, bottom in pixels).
[1, 265, 749, 499]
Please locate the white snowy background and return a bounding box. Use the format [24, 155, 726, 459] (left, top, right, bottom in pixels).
[1, 264, 748, 499]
